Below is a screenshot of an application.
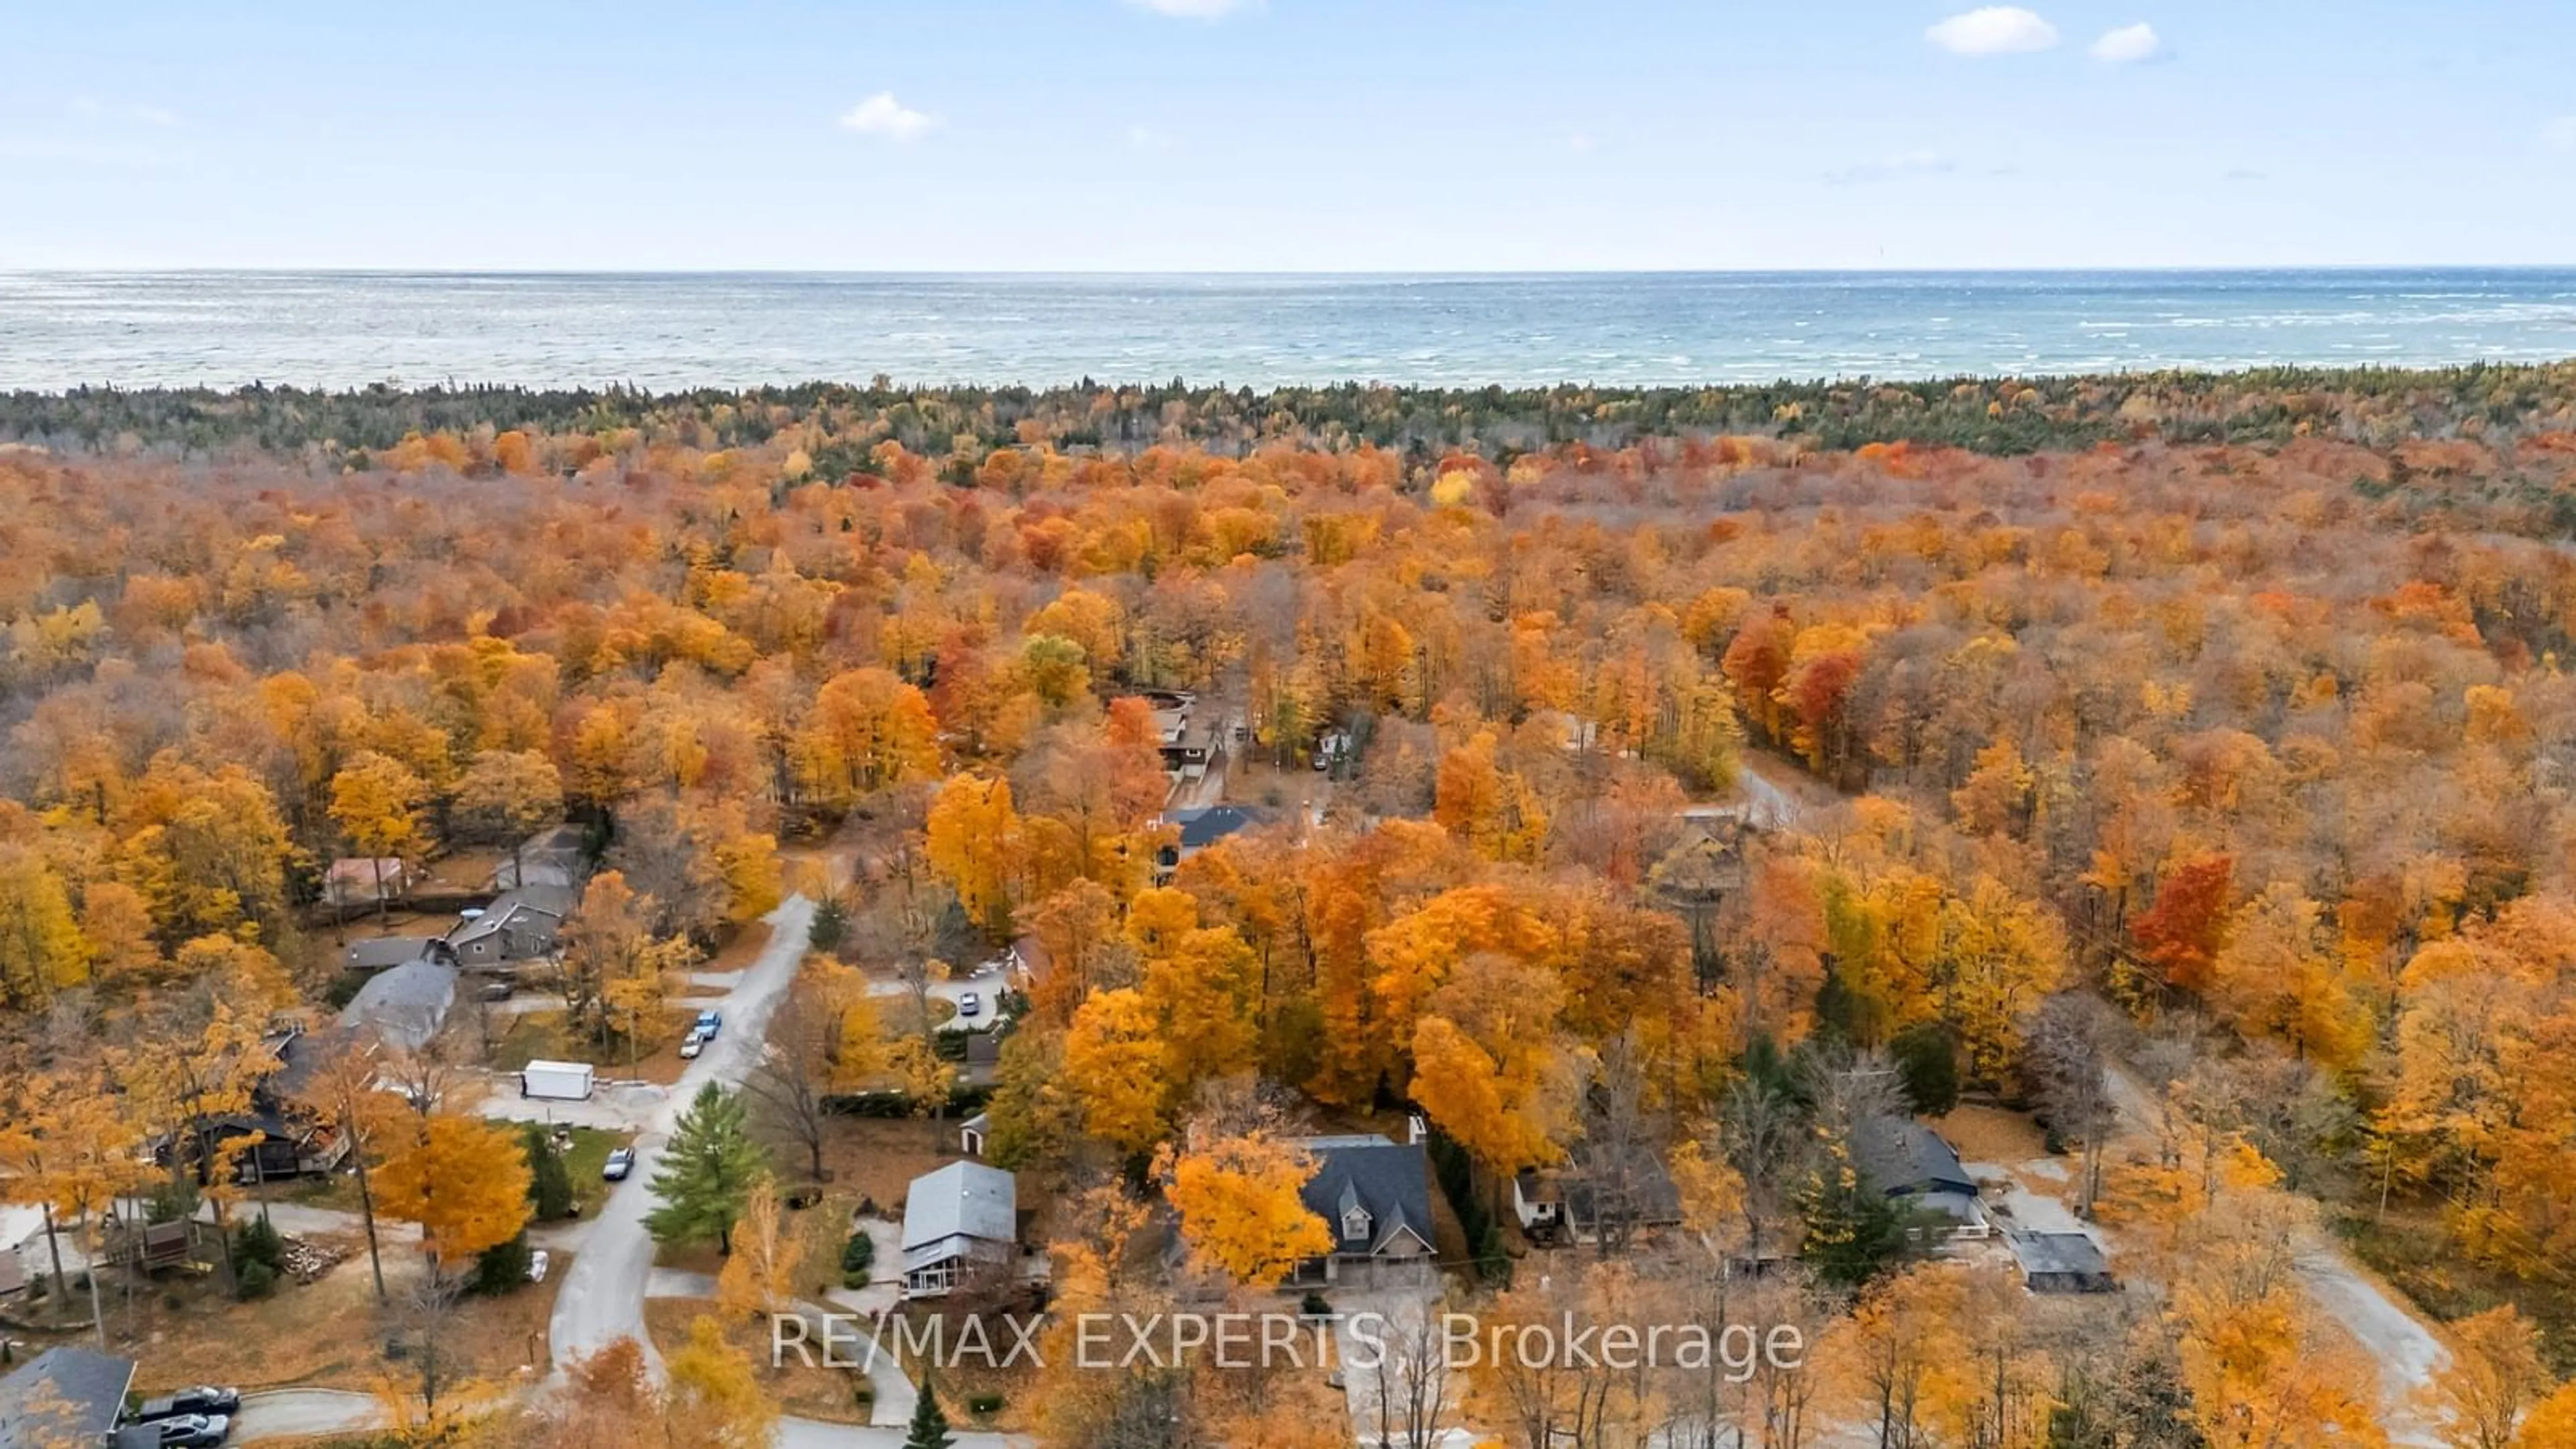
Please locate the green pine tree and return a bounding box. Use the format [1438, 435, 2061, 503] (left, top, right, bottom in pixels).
[522, 1124, 576, 1220]
[645, 1081, 767, 1254]
[1794, 1131, 1904, 1287]
[809, 895, 849, 955]
[904, 1376, 955, 1449]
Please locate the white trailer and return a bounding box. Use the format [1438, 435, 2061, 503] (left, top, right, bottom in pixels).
[520, 1059, 596, 1101]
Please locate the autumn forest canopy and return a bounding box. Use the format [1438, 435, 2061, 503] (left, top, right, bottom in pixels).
[12, 360, 2576, 1445]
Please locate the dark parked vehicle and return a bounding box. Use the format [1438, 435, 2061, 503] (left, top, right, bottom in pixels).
[131, 1387, 241, 1421]
[694, 1008, 721, 1038]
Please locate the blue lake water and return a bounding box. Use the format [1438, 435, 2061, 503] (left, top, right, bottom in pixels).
[1, 269, 2571, 392]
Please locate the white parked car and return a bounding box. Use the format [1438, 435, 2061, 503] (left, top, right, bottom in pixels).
[958, 991, 981, 1018]
[679, 1029, 706, 1059]
[527, 1248, 551, 1283]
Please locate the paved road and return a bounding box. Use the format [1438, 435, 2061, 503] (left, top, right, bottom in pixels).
[234, 1388, 385, 1442]
[863, 952, 1020, 1030]
[2099, 1063, 2447, 1442]
[547, 893, 815, 1378]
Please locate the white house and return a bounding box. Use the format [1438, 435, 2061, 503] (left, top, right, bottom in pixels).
[900, 1161, 1018, 1298]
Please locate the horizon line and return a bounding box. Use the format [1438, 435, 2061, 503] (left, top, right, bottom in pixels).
[8, 262, 2576, 280]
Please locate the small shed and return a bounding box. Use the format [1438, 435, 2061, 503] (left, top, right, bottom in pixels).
[959, 1112, 991, 1157]
[2009, 1230, 2118, 1293]
[343, 935, 453, 972]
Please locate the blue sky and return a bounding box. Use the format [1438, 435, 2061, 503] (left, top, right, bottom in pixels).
[2, 0, 2571, 270]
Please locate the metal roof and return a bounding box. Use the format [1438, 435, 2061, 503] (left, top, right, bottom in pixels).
[345, 935, 442, 970]
[339, 959, 457, 1049]
[901, 1161, 1018, 1254]
[2008, 1230, 2110, 1277]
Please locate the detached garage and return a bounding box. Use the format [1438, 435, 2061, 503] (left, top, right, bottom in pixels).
[2009, 1230, 2118, 1293]
[521, 1060, 596, 1101]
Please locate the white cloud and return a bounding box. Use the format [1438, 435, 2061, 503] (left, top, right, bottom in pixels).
[1123, 0, 1256, 17]
[1927, 7, 2060, 56]
[1126, 125, 1175, 151]
[839, 93, 936, 141]
[2090, 22, 2163, 63]
[1825, 150, 1958, 185]
[2546, 117, 2576, 153]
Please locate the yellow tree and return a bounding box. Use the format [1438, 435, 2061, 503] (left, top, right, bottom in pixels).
[286, 1035, 405, 1302]
[329, 749, 432, 923]
[2424, 1306, 2552, 1449]
[883, 1036, 958, 1148]
[665, 1315, 781, 1449]
[373, 1112, 535, 1273]
[926, 773, 1024, 939]
[1433, 729, 1547, 863]
[115, 998, 278, 1291]
[1410, 1011, 1586, 1189]
[115, 759, 296, 941]
[1064, 987, 1172, 1155]
[453, 748, 564, 883]
[2520, 1385, 2576, 1448]
[1163, 1132, 1331, 1288]
[2210, 883, 2371, 1072]
[0, 1069, 147, 1346]
[0, 844, 89, 1010]
[713, 830, 783, 924]
[714, 1177, 806, 1322]
[792, 667, 940, 812]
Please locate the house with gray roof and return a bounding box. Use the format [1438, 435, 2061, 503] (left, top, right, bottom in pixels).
[0, 1345, 136, 1449]
[343, 934, 455, 973]
[1289, 1134, 1436, 1289]
[445, 883, 574, 966]
[340, 958, 458, 1051]
[1854, 1115, 1988, 1239]
[1534, 1145, 1688, 1248]
[900, 1161, 1020, 1298]
[1154, 805, 1267, 879]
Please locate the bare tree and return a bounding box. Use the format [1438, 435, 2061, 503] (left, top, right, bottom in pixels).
[1570, 1027, 1664, 1258]
[2025, 994, 2121, 1216]
[738, 976, 866, 1185]
[1365, 1297, 1462, 1449]
[382, 1271, 467, 1424]
[1719, 1077, 1804, 1266]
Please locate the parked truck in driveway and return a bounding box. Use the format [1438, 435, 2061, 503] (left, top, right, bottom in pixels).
[520, 1059, 596, 1100]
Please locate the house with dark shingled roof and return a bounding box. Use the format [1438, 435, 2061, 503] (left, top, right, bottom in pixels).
[1287, 1134, 1437, 1289]
[0, 1345, 136, 1449]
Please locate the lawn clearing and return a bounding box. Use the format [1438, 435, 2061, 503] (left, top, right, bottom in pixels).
[64, 1234, 564, 1396]
[1933, 1102, 2052, 1163]
[490, 1006, 697, 1085]
[816, 1114, 973, 1220]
